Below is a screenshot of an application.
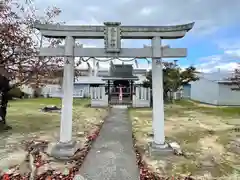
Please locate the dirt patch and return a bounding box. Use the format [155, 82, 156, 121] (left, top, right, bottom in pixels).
[129, 103, 240, 179]
[0, 124, 102, 179]
[0, 98, 108, 172]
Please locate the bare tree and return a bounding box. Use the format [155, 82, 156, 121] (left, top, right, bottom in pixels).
[0, 0, 63, 128]
[231, 63, 240, 90]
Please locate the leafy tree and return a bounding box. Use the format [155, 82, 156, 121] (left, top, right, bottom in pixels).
[143, 61, 199, 103]
[0, 0, 62, 129]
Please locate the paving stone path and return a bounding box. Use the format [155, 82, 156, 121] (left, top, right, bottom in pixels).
[79, 106, 140, 180]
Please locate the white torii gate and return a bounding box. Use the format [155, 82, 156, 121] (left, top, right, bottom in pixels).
[34, 22, 194, 159]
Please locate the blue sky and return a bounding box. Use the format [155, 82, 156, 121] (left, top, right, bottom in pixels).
[160, 23, 240, 71]
[32, 0, 240, 72]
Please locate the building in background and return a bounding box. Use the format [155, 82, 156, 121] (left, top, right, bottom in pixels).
[21, 63, 149, 98]
[188, 71, 240, 106]
[182, 84, 191, 99]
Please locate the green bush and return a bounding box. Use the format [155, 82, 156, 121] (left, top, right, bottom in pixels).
[8, 87, 25, 99]
[23, 93, 30, 99]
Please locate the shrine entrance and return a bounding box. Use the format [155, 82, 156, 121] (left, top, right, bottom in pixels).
[109, 81, 131, 105]
[112, 80, 130, 98]
[102, 64, 138, 105]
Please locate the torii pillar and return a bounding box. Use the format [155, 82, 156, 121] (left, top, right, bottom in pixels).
[51, 36, 79, 159]
[144, 43, 177, 152]
[150, 37, 170, 151]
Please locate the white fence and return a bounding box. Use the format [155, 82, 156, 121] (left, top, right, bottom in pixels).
[89, 86, 150, 107]
[167, 90, 183, 100]
[43, 86, 151, 107]
[90, 86, 108, 107]
[132, 87, 151, 107]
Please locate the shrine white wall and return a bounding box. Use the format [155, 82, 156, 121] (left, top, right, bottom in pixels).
[190, 72, 240, 106]
[190, 78, 219, 105]
[218, 84, 240, 106]
[190, 72, 219, 105]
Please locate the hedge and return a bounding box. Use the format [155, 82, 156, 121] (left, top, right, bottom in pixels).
[7, 87, 29, 99]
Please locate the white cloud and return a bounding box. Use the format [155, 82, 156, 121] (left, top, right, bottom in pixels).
[194, 36, 240, 72]
[197, 61, 238, 73]
[82, 44, 97, 48]
[30, 0, 239, 72]
[85, 6, 100, 12]
[219, 41, 240, 60]
[65, 18, 101, 26]
[224, 49, 240, 57]
[196, 50, 239, 73]
[216, 39, 240, 50]
[139, 7, 155, 16]
[32, 0, 240, 35]
[118, 0, 133, 3]
[215, 62, 238, 71]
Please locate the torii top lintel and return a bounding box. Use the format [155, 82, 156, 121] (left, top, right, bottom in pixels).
[33, 21, 194, 39]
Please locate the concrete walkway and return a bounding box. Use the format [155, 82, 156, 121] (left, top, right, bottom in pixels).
[79, 106, 140, 180]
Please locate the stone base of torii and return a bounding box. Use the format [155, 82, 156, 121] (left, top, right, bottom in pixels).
[34, 21, 194, 159]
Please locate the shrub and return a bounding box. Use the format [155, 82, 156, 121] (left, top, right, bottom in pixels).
[8, 87, 24, 99]
[23, 93, 30, 99]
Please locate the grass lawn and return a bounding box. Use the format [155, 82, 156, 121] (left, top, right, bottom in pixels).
[130, 100, 240, 179]
[0, 98, 107, 165]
